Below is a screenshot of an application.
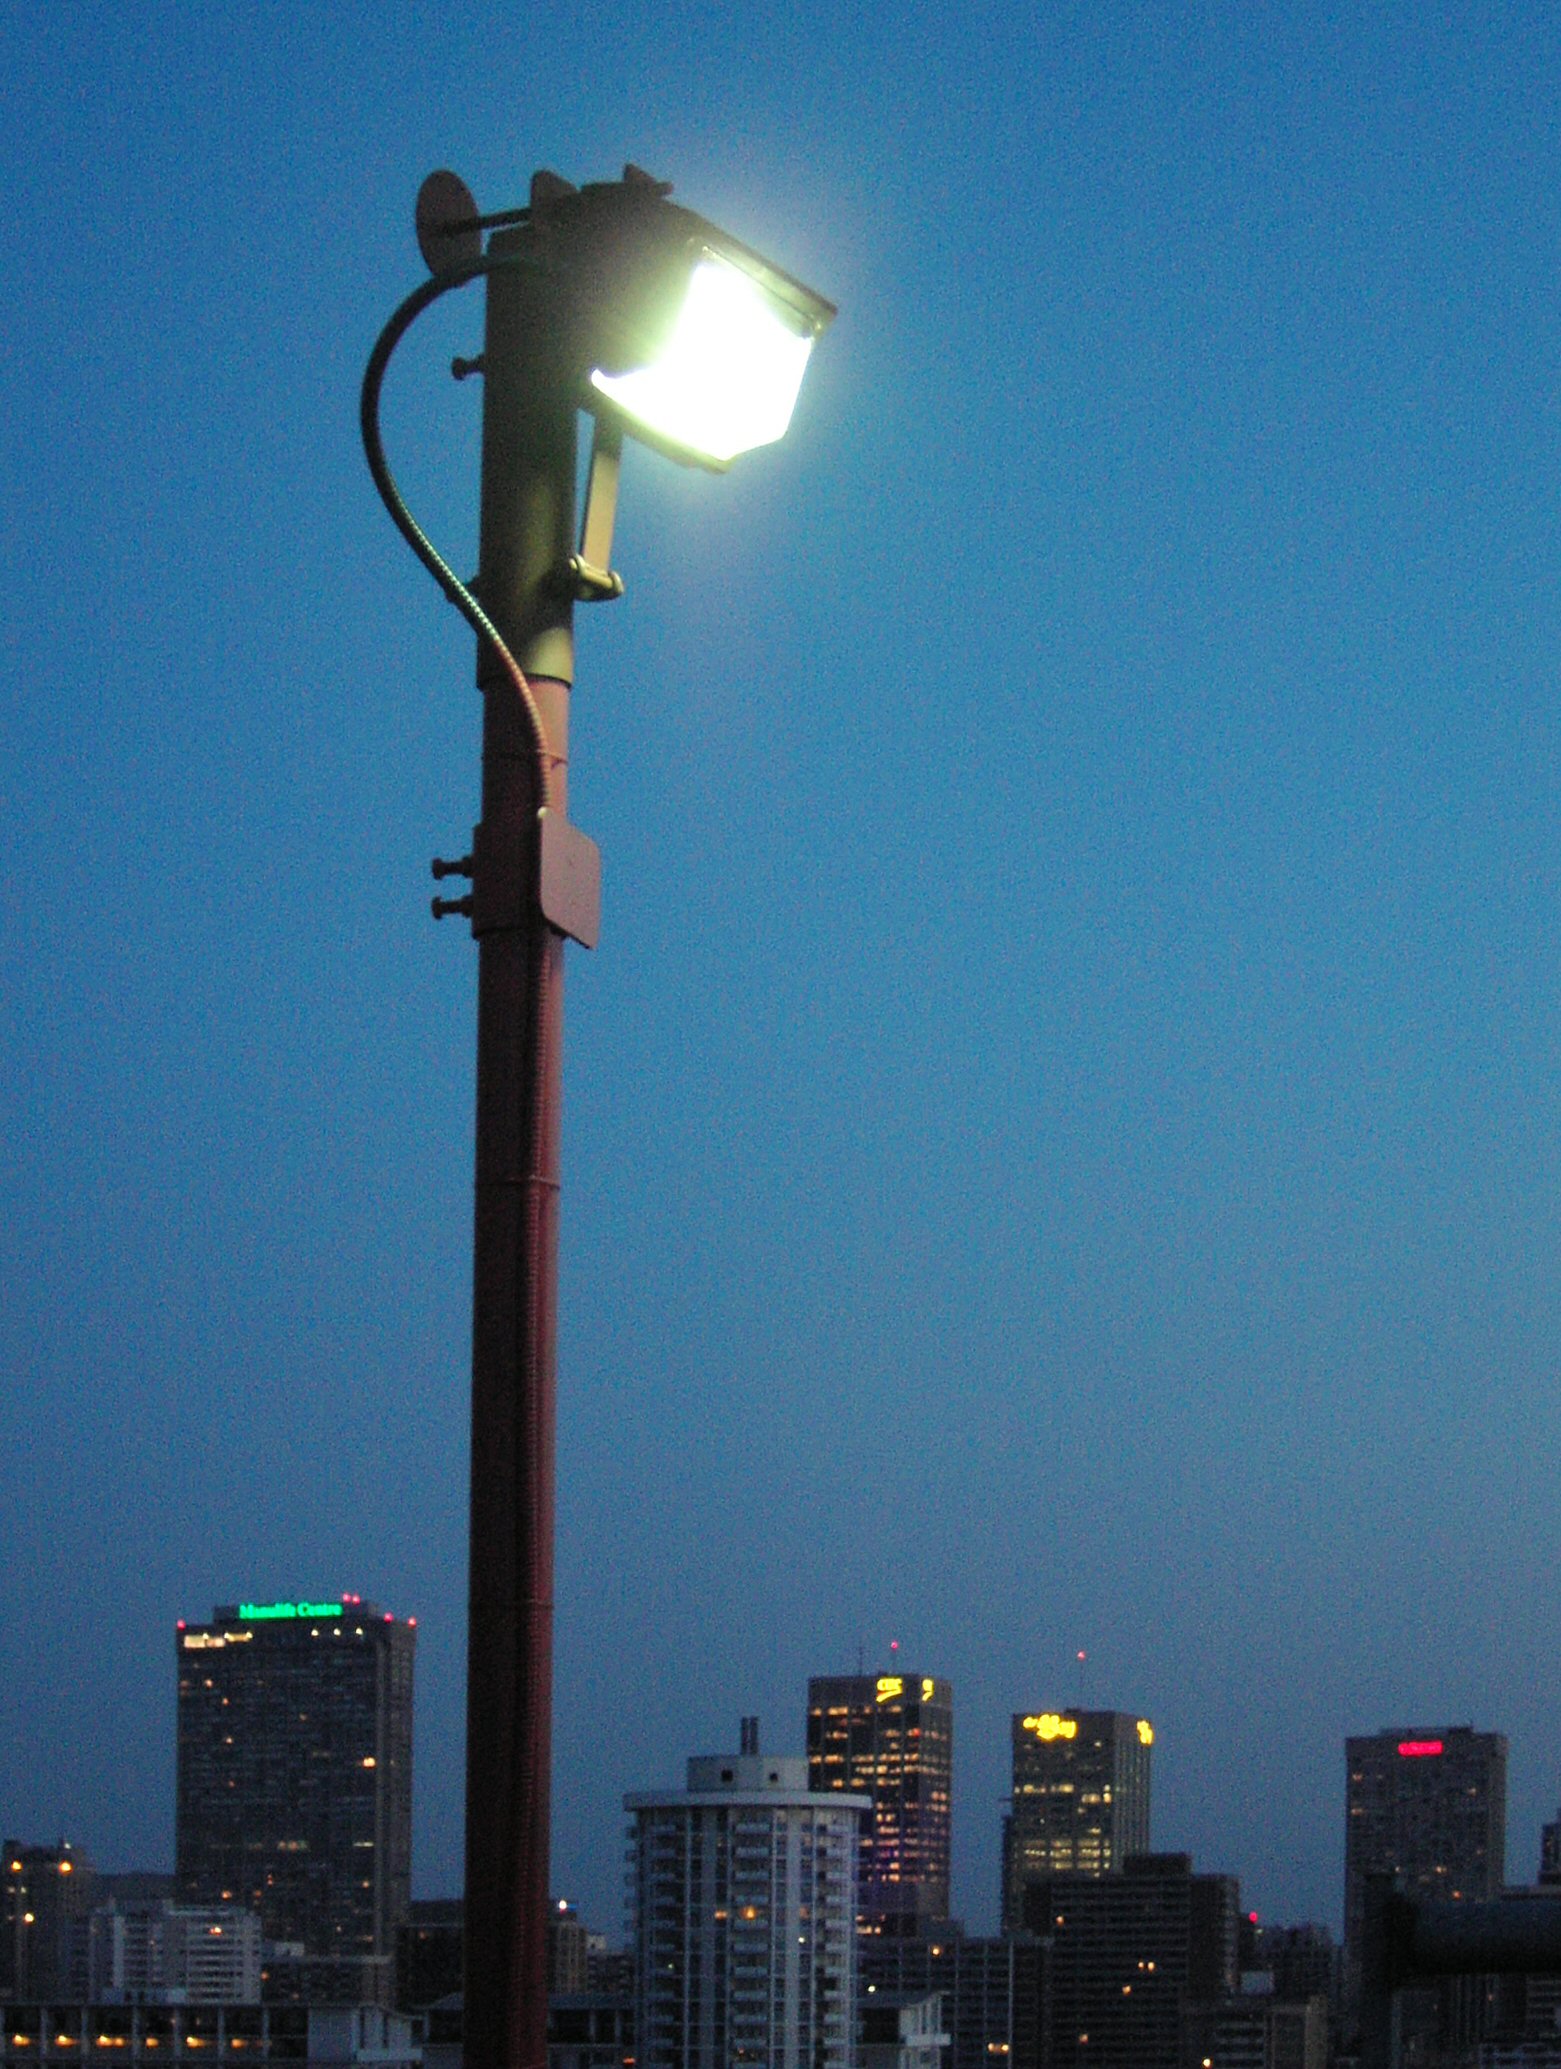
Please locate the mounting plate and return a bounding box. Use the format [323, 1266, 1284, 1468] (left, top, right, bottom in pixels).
[416, 170, 481, 275]
[538, 810, 601, 950]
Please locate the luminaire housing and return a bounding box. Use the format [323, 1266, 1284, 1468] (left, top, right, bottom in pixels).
[535, 174, 836, 470]
[590, 240, 828, 467]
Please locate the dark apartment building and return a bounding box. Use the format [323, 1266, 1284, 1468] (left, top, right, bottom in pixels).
[175, 1597, 414, 2004]
[1, 1842, 95, 2001]
[807, 1672, 953, 1937]
[1248, 1921, 1337, 2011]
[1021, 1852, 1240, 2069]
[395, 1898, 463, 2013]
[860, 1929, 1046, 2069]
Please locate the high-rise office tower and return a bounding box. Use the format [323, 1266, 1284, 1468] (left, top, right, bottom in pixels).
[1000, 1709, 1153, 1931]
[1342, 1725, 1506, 2018]
[175, 1597, 414, 2003]
[807, 1673, 953, 1937]
[627, 1722, 866, 2069]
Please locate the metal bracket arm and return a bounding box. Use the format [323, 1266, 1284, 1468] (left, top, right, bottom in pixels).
[568, 418, 624, 601]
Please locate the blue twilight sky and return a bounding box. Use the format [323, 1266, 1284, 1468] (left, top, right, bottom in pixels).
[4, 1, 1561, 1941]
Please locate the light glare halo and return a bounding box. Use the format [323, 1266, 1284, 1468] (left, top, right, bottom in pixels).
[590, 251, 815, 465]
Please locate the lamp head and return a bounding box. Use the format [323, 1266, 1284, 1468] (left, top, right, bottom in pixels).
[529, 169, 836, 470]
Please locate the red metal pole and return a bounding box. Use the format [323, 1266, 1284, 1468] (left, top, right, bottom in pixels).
[463, 216, 576, 2069]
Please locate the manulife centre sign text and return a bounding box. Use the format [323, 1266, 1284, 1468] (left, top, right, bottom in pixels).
[238, 1600, 344, 1621]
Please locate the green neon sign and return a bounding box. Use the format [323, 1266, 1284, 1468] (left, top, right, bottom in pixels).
[238, 1601, 343, 1621]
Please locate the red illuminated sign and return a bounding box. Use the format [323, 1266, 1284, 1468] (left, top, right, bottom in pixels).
[1397, 1740, 1444, 1757]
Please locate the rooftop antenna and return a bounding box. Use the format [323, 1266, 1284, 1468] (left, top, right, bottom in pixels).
[857, 1639, 865, 1675]
[1076, 1648, 1088, 1704]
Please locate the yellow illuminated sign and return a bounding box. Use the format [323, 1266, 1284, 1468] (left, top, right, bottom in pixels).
[1137, 1719, 1154, 1746]
[921, 1678, 935, 1702]
[876, 1677, 903, 1702]
[1021, 1714, 1077, 1741]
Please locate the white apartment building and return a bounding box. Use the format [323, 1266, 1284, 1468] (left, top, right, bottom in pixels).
[87, 1901, 263, 2003]
[627, 1723, 868, 2069]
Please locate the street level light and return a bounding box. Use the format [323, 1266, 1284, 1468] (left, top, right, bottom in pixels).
[360, 165, 833, 2069]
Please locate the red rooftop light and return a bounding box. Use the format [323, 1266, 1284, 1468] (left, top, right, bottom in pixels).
[1398, 1739, 1444, 1757]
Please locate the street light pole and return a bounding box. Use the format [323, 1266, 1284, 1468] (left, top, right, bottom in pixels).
[463, 212, 576, 2069]
[362, 162, 833, 2069]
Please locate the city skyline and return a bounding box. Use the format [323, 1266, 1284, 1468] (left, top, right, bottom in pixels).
[9, 2, 1561, 1958]
[6, 1594, 1557, 1953]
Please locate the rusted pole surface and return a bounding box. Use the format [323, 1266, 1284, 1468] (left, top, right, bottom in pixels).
[463, 219, 576, 2069]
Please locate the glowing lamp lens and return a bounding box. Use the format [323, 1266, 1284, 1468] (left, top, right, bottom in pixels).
[590, 251, 816, 466]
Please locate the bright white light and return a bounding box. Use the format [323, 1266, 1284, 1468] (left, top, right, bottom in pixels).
[590, 252, 815, 465]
